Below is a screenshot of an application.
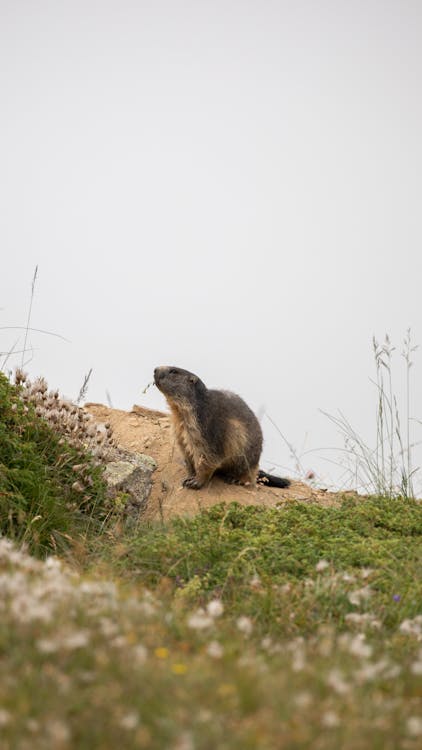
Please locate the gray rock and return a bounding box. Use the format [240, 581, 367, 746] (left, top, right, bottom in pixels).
[104, 451, 157, 517]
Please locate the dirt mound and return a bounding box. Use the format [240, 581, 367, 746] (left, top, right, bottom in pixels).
[85, 403, 351, 521]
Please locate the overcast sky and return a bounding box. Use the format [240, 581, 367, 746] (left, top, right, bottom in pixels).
[1, 0, 421, 491]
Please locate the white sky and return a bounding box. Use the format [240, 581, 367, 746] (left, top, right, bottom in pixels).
[1, 0, 421, 490]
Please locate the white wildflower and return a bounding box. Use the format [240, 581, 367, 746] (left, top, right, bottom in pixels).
[315, 559, 329, 572]
[133, 644, 148, 664]
[261, 636, 273, 651]
[399, 616, 422, 639]
[98, 618, 119, 638]
[130, 590, 157, 616]
[0, 709, 11, 726]
[119, 712, 139, 730]
[345, 612, 378, 628]
[187, 609, 213, 630]
[36, 638, 59, 654]
[110, 635, 127, 649]
[45, 556, 62, 571]
[197, 709, 212, 723]
[326, 669, 351, 695]
[206, 599, 224, 618]
[407, 717, 422, 737]
[355, 659, 389, 683]
[46, 719, 70, 743]
[206, 640, 224, 659]
[26, 718, 40, 733]
[411, 660, 422, 676]
[236, 616, 253, 636]
[321, 711, 340, 728]
[291, 647, 306, 672]
[348, 586, 372, 606]
[294, 692, 312, 708]
[138, 600, 156, 617]
[61, 630, 90, 650]
[348, 633, 372, 659]
[10, 596, 54, 624]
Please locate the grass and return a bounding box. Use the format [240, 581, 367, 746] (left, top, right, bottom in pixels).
[320, 331, 421, 499]
[0, 497, 421, 749]
[0, 372, 108, 556]
[98, 497, 422, 642]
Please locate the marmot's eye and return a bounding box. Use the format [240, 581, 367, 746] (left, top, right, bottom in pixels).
[169, 368, 177, 375]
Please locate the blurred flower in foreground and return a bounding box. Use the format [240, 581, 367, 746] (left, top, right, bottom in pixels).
[206, 599, 224, 618]
[187, 609, 213, 630]
[315, 559, 329, 572]
[236, 616, 253, 636]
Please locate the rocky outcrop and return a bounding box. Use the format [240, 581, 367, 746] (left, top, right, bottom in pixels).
[104, 450, 157, 518]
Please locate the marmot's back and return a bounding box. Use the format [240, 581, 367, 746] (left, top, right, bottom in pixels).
[205, 389, 263, 471]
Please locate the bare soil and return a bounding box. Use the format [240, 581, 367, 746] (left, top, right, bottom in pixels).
[85, 403, 356, 521]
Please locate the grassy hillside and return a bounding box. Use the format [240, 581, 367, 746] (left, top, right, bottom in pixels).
[0, 372, 108, 555]
[0, 372, 421, 749]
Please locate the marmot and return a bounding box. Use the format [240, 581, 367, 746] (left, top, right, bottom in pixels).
[154, 366, 290, 490]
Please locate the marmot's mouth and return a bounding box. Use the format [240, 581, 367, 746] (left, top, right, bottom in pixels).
[153, 366, 165, 387]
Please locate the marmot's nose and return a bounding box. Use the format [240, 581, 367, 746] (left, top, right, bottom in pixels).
[154, 366, 165, 382]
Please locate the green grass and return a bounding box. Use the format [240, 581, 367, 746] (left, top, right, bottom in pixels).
[0, 372, 108, 556]
[103, 498, 422, 635]
[0, 498, 421, 749]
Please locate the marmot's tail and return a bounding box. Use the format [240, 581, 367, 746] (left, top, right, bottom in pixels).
[257, 470, 290, 488]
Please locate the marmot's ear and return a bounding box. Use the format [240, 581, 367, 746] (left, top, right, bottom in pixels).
[189, 375, 198, 384]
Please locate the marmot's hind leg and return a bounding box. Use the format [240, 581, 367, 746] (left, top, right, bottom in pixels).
[218, 459, 258, 486]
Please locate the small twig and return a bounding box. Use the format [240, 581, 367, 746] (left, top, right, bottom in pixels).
[22, 341, 36, 369]
[0, 326, 70, 342]
[1, 339, 20, 372]
[21, 266, 38, 367]
[76, 369, 93, 405]
[264, 412, 306, 476]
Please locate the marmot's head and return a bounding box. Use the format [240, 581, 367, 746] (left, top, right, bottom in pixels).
[154, 366, 206, 405]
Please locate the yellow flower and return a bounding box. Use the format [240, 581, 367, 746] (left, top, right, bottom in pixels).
[154, 647, 169, 659]
[171, 663, 188, 675]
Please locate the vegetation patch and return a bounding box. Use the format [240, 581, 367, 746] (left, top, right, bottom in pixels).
[0, 523, 421, 749]
[0, 373, 108, 556]
[108, 498, 422, 635]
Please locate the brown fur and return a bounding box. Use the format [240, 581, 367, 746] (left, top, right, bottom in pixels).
[153, 366, 264, 489]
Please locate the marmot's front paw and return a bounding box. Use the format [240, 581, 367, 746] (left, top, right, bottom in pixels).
[182, 476, 203, 490]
